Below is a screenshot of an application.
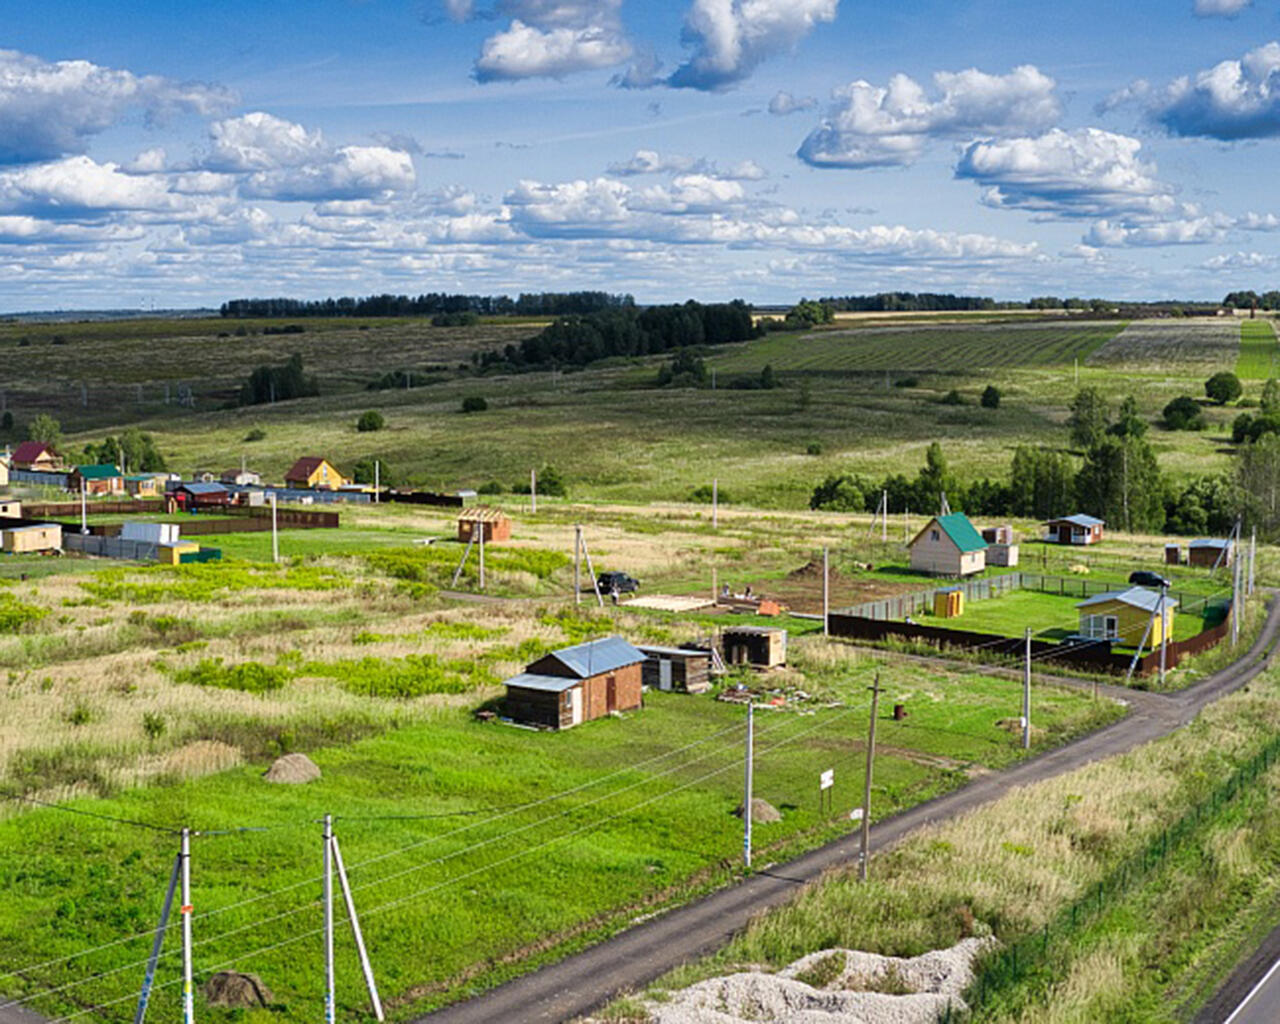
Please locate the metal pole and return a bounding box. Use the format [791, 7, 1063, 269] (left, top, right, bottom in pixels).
[1160, 583, 1169, 684]
[270, 493, 279, 564]
[180, 828, 194, 1024]
[712, 478, 718, 529]
[478, 518, 485, 590]
[1022, 627, 1031, 750]
[743, 700, 754, 869]
[1232, 547, 1241, 648]
[1249, 526, 1257, 596]
[331, 835, 384, 1021]
[860, 674, 881, 882]
[323, 814, 335, 1024]
[374, 460, 379, 504]
[133, 854, 181, 1024]
[80, 480, 87, 535]
[530, 468, 537, 514]
[574, 525, 581, 606]
[881, 490, 887, 542]
[822, 546, 829, 637]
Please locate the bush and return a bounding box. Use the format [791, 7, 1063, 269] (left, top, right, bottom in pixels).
[980, 385, 1001, 409]
[431, 311, 479, 327]
[141, 712, 166, 740]
[477, 480, 505, 495]
[356, 410, 385, 432]
[1164, 395, 1205, 430]
[174, 658, 290, 694]
[809, 473, 866, 512]
[243, 427, 266, 442]
[1205, 371, 1243, 405]
[806, 442, 823, 455]
[940, 389, 965, 405]
[894, 377, 919, 388]
[689, 484, 727, 504]
[461, 396, 488, 413]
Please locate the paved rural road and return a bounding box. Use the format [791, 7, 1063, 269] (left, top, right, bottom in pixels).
[1197, 919, 1280, 1023]
[416, 597, 1280, 1024]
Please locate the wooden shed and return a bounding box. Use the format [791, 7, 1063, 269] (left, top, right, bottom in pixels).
[124, 473, 167, 497]
[503, 635, 645, 730]
[457, 506, 512, 543]
[72, 464, 124, 496]
[1188, 537, 1233, 568]
[637, 645, 713, 693]
[171, 482, 232, 509]
[722, 626, 787, 669]
[1076, 586, 1176, 648]
[981, 525, 1019, 567]
[908, 513, 987, 577]
[2, 523, 62, 553]
[1044, 514, 1104, 545]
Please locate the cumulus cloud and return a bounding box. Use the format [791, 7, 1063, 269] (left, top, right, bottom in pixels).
[664, 0, 838, 91]
[0, 48, 233, 165]
[799, 65, 1060, 169]
[473, 0, 632, 81]
[1203, 250, 1276, 270]
[768, 90, 817, 115]
[0, 155, 195, 218]
[1107, 42, 1280, 139]
[605, 149, 766, 179]
[1195, 0, 1251, 16]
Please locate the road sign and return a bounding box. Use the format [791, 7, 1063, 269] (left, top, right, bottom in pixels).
[820, 769, 834, 790]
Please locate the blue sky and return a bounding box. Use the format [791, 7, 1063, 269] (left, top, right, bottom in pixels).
[4, 0, 1280, 308]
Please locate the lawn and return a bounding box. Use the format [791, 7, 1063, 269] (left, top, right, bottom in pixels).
[1236, 319, 1278, 380]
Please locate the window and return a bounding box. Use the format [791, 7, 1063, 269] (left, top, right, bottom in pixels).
[930, 529, 940, 541]
[1083, 613, 1119, 639]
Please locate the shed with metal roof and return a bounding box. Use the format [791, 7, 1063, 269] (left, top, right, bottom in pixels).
[1044, 514, 1105, 545]
[908, 513, 988, 577]
[1188, 537, 1234, 568]
[504, 635, 646, 729]
[1076, 586, 1178, 648]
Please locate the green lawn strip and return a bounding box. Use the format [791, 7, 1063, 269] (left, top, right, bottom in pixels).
[0, 675, 1115, 1022]
[1236, 319, 1276, 380]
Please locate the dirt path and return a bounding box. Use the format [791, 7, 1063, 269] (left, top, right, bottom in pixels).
[414, 596, 1280, 1024]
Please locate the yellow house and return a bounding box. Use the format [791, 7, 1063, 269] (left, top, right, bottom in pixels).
[1076, 586, 1177, 648]
[284, 456, 348, 490]
[124, 473, 167, 497]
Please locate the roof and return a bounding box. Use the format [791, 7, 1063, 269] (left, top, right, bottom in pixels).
[911, 513, 987, 554]
[126, 474, 165, 482]
[1077, 586, 1179, 614]
[5, 523, 59, 533]
[1190, 538, 1233, 549]
[75, 464, 120, 479]
[723, 625, 786, 636]
[286, 456, 332, 479]
[458, 506, 509, 522]
[11, 441, 52, 463]
[179, 482, 228, 495]
[541, 635, 645, 678]
[1047, 514, 1105, 528]
[637, 645, 712, 659]
[503, 672, 580, 694]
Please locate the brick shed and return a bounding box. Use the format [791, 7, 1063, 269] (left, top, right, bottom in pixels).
[503, 635, 645, 730]
[457, 506, 512, 543]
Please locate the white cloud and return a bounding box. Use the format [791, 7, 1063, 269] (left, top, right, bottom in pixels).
[1194, 0, 1251, 16]
[605, 149, 766, 180]
[1202, 250, 1276, 270]
[1110, 42, 1280, 139]
[0, 156, 195, 218]
[204, 112, 327, 173]
[473, 1, 631, 81]
[443, 0, 475, 20]
[0, 49, 232, 165]
[768, 90, 817, 115]
[666, 0, 839, 91]
[799, 65, 1060, 169]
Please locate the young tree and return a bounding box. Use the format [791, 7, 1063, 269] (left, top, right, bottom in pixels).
[809, 474, 866, 511]
[356, 410, 385, 432]
[26, 414, 61, 447]
[1068, 387, 1109, 449]
[1009, 447, 1076, 519]
[1109, 395, 1148, 438]
[1205, 371, 1243, 405]
[980, 385, 1001, 409]
[1075, 435, 1164, 533]
[1263, 378, 1280, 415]
[1237, 433, 1280, 537]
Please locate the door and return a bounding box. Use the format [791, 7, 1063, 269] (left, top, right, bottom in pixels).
[606, 675, 617, 712]
[658, 660, 673, 692]
[570, 686, 583, 726]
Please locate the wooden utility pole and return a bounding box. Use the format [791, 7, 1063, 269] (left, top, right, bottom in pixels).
[574, 524, 582, 605]
[822, 545, 830, 637]
[531, 468, 537, 514]
[859, 674, 881, 882]
[712, 478, 718, 529]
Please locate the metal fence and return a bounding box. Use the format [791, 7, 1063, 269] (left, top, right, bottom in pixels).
[63, 533, 159, 561]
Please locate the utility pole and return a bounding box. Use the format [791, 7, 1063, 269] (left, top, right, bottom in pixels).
[1249, 525, 1257, 596]
[574, 524, 582, 606]
[329, 821, 384, 1020]
[1232, 537, 1241, 648]
[743, 700, 754, 869]
[1022, 627, 1031, 750]
[323, 814, 335, 1024]
[1160, 580, 1170, 683]
[478, 518, 486, 590]
[180, 828, 194, 1024]
[881, 489, 887, 542]
[822, 545, 830, 638]
[80, 479, 88, 535]
[859, 674, 881, 882]
[270, 493, 279, 564]
[530, 469, 537, 514]
[374, 460, 379, 504]
[712, 478, 718, 529]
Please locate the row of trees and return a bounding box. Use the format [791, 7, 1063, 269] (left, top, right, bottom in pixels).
[476, 301, 759, 370]
[1223, 290, 1280, 310]
[817, 292, 999, 311]
[220, 292, 634, 319]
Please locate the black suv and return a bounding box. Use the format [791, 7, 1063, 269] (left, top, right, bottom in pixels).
[596, 571, 640, 595]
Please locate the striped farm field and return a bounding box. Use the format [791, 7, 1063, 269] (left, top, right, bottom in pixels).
[710, 321, 1126, 375]
[1236, 319, 1278, 380]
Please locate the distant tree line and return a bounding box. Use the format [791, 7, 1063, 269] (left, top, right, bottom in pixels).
[1223, 290, 1280, 310]
[475, 300, 759, 371]
[219, 292, 635, 319]
[817, 292, 998, 312]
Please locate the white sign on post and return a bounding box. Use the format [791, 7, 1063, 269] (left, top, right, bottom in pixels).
[849, 807, 864, 821]
[820, 769, 835, 791]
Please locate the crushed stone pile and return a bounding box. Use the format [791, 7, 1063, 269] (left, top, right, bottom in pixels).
[733, 797, 781, 823]
[262, 752, 321, 784]
[204, 971, 274, 1007]
[613, 936, 995, 1024]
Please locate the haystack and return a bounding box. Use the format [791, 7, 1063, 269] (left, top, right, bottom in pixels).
[204, 971, 274, 1008]
[262, 753, 321, 784]
[733, 797, 781, 823]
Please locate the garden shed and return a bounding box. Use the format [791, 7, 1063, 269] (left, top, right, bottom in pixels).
[1188, 537, 1233, 568]
[124, 473, 167, 497]
[1044, 514, 1104, 545]
[1076, 586, 1177, 647]
[503, 635, 645, 730]
[981, 525, 1019, 567]
[173, 482, 231, 508]
[908, 513, 987, 576]
[72, 464, 124, 496]
[722, 626, 787, 669]
[2, 523, 61, 553]
[637, 645, 712, 693]
[457, 507, 512, 543]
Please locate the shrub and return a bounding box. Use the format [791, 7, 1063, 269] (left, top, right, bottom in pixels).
[1163, 395, 1205, 430]
[689, 484, 727, 504]
[893, 377, 919, 388]
[243, 427, 266, 442]
[141, 712, 166, 740]
[0, 594, 48, 633]
[940, 389, 965, 405]
[461, 396, 488, 413]
[1205, 371, 1243, 405]
[809, 473, 865, 512]
[536, 464, 567, 497]
[477, 480, 505, 494]
[173, 658, 290, 694]
[806, 442, 823, 455]
[356, 410, 385, 432]
[981, 385, 1001, 409]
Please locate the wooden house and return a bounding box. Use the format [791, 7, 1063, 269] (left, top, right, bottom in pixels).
[1188, 537, 1233, 568]
[503, 635, 645, 730]
[285, 457, 347, 490]
[981, 525, 1019, 567]
[0, 459, 8, 488]
[908, 513, 987, 576]
[10, 441, 60, 472]
[457, 507, 512, 543]
[170, 482, 231, 509]
[722, 626, 787, 669]
[2, 523, 61, 553]
[1076, 587, 1177, 648]
[72, 464, 124, 496]
[637, 645, 712, 693]
[124, 473, 167, 497]
[1044, 514, 1104, 545]
[221, 469, 261, 487]
[0, 499, 20, 518]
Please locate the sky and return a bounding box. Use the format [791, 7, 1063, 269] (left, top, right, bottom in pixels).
[5, 0, 1280, 308]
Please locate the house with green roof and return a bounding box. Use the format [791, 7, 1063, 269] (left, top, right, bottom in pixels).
[908, 512, 988, 577]
[71, 463, 124, 496]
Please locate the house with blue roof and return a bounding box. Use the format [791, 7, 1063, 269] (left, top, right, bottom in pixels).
[1044, 514, 1105, 545]
[908, 513, 988, 577]
[503, 635, 646, 729]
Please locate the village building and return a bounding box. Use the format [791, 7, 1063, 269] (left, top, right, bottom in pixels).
[637, 645, 713, 693]
[457, 507, 512, 543]
[10, 441, 60, 472]
[1188, 537, 1234, 568]
[1076, 586, 1177, 647]
[502, 635, 645, 730]
[221, 469, 262, 487]
[2, 522, 62, 553]
[722, 626, 788, 669]
[72, 464, 124, 496]
[0, 499, 19, 518]
[285, 457, 348, 490]
[908, 513, 987, 576]
[124, 473, 168, 497]
[981, 524, 1019, 567]
[169, 482, 231, 510]
[1044, 514, 1105, 545]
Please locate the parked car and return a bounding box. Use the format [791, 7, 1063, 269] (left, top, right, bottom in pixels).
[596, 571, 640, 595]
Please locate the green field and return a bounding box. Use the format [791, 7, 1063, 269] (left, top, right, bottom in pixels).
[1236, 319, 1278, 380]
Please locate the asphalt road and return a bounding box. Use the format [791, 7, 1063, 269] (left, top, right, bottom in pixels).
[415, 597, 1280, 1024]
[1197, 920, 1280, 1023]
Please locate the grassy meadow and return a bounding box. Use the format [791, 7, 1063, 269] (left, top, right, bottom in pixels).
[1236, 319, 1278, 380]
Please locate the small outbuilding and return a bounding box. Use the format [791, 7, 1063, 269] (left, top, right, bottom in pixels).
[285, 457, 348, 490]
[1044, 514, 1105, 545]
[1189, 537, 1234, 568]
[981, 525, 1019, 567]
[503, 635, 646, 730]
[908, 513, 987, 577]
[1076, 586, 1177, 648]
[10, 441, 60, 472]
[171, 482, 231, 509]
[124, 473, 167, 497]
[2, 523, 62, 553]
[0, 499, 20, 518]
[637, 645, 713, 693]
[72, 464, 124, 496]
[457, 506, 512, 543]
[221, 469, 262, 487]
[722, 626, 787, 669]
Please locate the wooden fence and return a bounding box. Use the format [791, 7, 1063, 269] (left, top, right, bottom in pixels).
[23, 499, 162, 518]
[57, 508, 339, 538]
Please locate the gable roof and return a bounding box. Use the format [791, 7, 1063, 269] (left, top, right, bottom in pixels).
[1047, 514, 1105, 528]
[910, 513, 987, 554]
[1190, 537, 1233, 549]
[76, 464, 120, 480]
[538, 636, 645, 678]
[11, 441, 53, 464]
[1077, 586, 1178, 614]
[179, 482, 228, 496]
[286, 456, 333, 480]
